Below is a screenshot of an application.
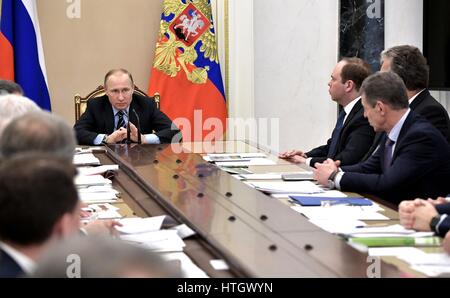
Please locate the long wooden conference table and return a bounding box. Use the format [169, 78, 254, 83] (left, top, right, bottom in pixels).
[94, 140, 431, 278]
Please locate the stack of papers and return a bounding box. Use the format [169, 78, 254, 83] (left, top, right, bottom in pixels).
[238, 173, 282, 180]
[75, 174, 119, 203]
[75, 175, 112, 187]
[73, 153, 101, 166]
[77, 165, 119, 176]
[116, 216, 166, 234]
[368, 246, 450, 277]
[343, 224, 435, 238]
[160, 252, 209, 278]
[204, 153, 267, 162]
[291, 205, 389, 221]
[204, 153, 276, 167]
[290, 196, 373, 206]
[247, 181, 324, 194]
[271, 190, 347, 199]
[117, 216, 186, 253]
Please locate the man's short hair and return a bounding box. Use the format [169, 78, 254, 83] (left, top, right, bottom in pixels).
[381, 45, 429, 90]
[0, 111, 76, 162]
[0, 80, 24, 95]
[0, 154, 78, 245]
[104, 69, 134, 87]
[0, 94, 40, 136]
[361, 71, 409, 110]
[32, 235, 182, 278]
[340, 57, 373, 91]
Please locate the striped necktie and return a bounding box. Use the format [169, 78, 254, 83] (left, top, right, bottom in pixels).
[116, 110, 126, 130]
[383, 137, 395, 171]
[327, 110, 346, 158]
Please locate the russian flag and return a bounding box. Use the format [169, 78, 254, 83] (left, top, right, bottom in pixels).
[0, 0, 51, 110]
[148, 0, 227, 142]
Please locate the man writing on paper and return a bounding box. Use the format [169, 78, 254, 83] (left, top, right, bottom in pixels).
[74, 69, 181, 145]
[314, 71, 450, 205]
[279, 58, 375, 167]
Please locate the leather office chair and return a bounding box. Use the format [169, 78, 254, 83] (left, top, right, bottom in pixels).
[74, 85, 160, 121]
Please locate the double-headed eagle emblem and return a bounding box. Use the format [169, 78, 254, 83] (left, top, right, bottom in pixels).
[153, 0, 219, 84]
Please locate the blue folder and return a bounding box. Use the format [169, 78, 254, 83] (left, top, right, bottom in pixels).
[289, 196, 373, 206]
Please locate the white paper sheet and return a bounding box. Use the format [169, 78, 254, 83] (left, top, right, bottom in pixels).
[291, 205, 389, 221]
[160, 252, 209, 278]
[247, 181, 324, 194]
[73, 153, 101, 166]
[77, 165, 119, 176]
[116, 216, 166, 234]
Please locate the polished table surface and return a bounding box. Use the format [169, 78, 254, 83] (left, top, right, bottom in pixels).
[97, 141, 416, 277]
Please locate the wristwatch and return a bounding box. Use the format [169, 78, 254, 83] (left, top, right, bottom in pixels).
[327, 170, 338, 189]
[429, 215, 441, 233]
[101, 134, 109, 145]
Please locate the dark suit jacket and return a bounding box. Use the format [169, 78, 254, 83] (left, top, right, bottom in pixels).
[362, 89, 450, 160]
[74, 94, 181, 145]
[410, 90, 450, 142]
[306, 99, 375, 166]
[0, 248, 24, 278]
[341, 112, 450, 205]
[436, 203, 450, 237]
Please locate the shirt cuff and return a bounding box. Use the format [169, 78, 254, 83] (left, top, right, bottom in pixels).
[144, 134, 161, 144]
[436, 214, 448, 235]
[305, 157, 313, 167]
[334, 171, 344, 190]
[94, 134, 105, 145]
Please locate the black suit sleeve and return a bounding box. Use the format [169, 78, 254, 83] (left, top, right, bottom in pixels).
[74, 99, 103, 145]
[340, 131, 438, 199]
[436, 203, 450, 215]
[332, 116, 375, 165]
[307, 110, 375, 167]
[418, 104, 450, 143]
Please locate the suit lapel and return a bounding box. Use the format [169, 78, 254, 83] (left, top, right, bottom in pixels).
[391, 112, 416, 160]
[103, 97, 115, 134]
[342, 100, 362, 130]
[409, 90, 429, 111]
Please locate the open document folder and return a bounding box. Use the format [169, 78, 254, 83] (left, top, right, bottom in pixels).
[247, 181, 324, 194]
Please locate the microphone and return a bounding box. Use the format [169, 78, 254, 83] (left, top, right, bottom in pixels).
[132, 108, 141, 144]
[126, 113, 131, 144]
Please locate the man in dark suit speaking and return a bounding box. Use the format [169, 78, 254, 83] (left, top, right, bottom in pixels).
[74, 69, 181, 145]
[314, 71, 450, 205]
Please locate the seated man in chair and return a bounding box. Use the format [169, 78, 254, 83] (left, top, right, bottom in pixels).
[74, 69, 181, 145]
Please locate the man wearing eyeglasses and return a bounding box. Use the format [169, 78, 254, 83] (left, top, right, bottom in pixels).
[74, 69, 181, 145]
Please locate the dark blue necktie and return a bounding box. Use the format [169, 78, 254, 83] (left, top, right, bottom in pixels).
[383, 137, 395, 170]
[327, 110, 346, 158]
[116, 110, 126, 130]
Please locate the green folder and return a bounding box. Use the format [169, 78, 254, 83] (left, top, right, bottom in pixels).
[349, 236, 442, 247]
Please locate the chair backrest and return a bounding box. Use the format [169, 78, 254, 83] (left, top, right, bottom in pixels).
[74, 85, 160, 121]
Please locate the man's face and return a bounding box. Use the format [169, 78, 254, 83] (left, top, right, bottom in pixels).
[328, 61, 347, 104]
[362, 94, 384, 132]
[380, 58, 392, 72]
[105, 73, 134, 110]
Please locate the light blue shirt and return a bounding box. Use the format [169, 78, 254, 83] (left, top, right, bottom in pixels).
[94, 107, 161, 145]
